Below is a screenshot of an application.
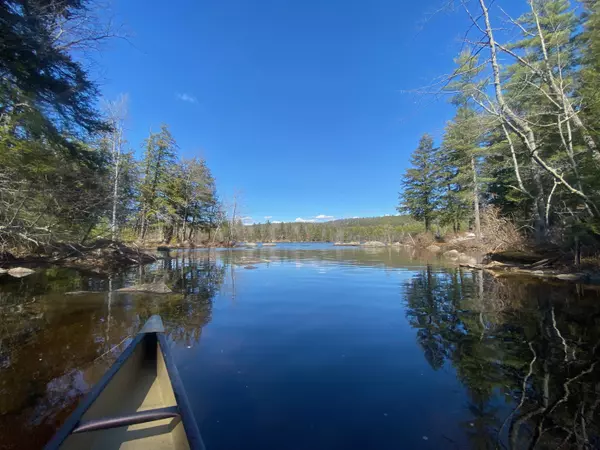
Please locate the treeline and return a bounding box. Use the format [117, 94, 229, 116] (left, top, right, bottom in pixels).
[0, 0, 222, 251]
[400, 0, 600, 251]
[242, 216, 423, 243]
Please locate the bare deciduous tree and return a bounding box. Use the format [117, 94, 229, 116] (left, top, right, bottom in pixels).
[103, 94, 129, 241]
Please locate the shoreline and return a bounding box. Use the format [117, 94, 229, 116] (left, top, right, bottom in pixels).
[2, 239, 599, 284]
[0, 240, 157, 274]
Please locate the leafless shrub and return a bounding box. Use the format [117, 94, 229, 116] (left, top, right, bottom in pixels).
[412, 232, 436, 248]
[480, 206, 526, 252]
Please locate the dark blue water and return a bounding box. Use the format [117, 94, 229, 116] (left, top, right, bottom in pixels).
[175, 259, 466, 449]
[1, 244, 599, 449]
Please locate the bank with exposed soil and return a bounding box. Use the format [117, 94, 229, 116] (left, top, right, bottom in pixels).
[0, 240, 157, 274]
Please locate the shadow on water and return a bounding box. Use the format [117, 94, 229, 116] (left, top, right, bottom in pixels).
[0, 245, 599, 449]
[404, 265, 600, 449]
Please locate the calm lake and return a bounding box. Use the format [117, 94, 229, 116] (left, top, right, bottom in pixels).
[1, 243, 599, 449]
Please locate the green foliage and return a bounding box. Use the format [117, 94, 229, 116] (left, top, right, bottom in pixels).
[0, 12, 224, 249]
[404, 0, 600, 249]
[581, 0, 600, 137]
[0, 0, 119, 249]
[398, 134, 439, 231]
[0, 0, 109, 147]
[437, 107, 482, 231]
[131, 126, 223, 243]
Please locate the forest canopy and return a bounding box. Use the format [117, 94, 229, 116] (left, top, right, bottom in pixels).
[398, 0, 600, 252]
[0, 0, 222, 251]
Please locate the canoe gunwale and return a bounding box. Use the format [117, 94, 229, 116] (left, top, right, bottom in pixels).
[72, 406, 180, 434]
[157, 333, 205, 450]
[44, 316, 206, 450]
[44, 333, 145, 450]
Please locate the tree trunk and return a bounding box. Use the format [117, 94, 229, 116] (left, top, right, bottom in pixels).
[531, 159, 546, 242]
[106, 97, 127, 242]
[140, 209, 148, 240]
[188, 216, 195, 242]
[528, 1, 600, 165]
[471, 155, 481, 238]
[163, 224, 173, 244]
[545, 181, 558, 229]
[478, 0, 598, 216]
[110, 124, 122, 241]
[229, 199, 237, 243]
[502, 124, 530, 196]
[80, 220, 95, 245]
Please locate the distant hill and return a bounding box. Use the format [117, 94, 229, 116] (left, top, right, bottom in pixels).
[327, 215, 417, 227]
[243, 215, 423, 243]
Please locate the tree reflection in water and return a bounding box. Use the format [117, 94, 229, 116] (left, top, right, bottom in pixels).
[2, 248, 600, 450]
[404, 265, 600, 449]
[0, 252, 226, 449]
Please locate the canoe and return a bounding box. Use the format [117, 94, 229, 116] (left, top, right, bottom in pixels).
[45, 315, 205, 450]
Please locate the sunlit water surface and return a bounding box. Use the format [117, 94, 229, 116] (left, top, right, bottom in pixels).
[0, 244, 599, 449]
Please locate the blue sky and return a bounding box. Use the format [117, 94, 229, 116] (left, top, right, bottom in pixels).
[95, 0, 499, 224]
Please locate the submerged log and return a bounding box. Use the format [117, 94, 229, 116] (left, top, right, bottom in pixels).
[116, 283, 173, 294]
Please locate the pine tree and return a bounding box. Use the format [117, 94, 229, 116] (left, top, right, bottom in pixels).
[580, 0, 600, 139]
[441, 50, 488, 236]
[441, 107, 484, 236]
[137, 125, 178, 240]
[0, 0, 109, 147]
[398, 134, 439, 231]
[504, 0, 597, 233]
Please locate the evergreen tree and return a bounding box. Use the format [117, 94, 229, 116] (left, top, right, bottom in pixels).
[398, 134, 439, 231]
[137, 125, 178, 240]
[0, 0, 109, 147]
[0, 0, 112, 248]
[440, 50, 487, 236]
[581, 0, 600, 139]
[440, 107, 484, 236]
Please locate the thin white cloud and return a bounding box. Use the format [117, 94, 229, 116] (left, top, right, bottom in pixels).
[264, 216, 273, 220]
[295, 217, 316, 223]
[176, 93, 197, 103]
[315, 214, 334, 220]
[272, 220, 282, 224]
[240, 216, 254, 225]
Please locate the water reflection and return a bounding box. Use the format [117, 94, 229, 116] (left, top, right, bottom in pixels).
[404, 265, 600, 449]
[0, 246, 599, 449]
[0, 252, 225, 449]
